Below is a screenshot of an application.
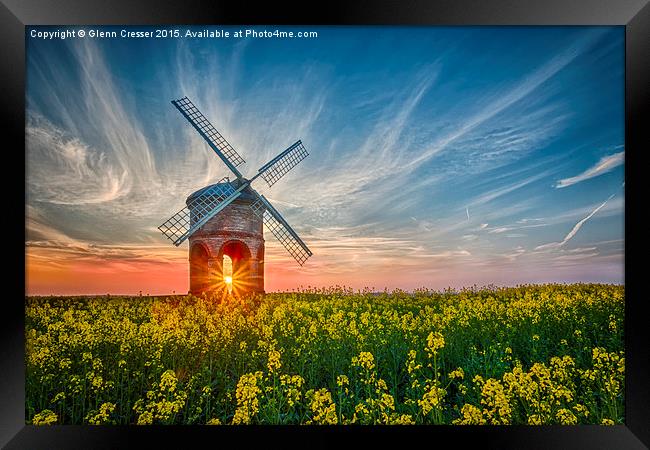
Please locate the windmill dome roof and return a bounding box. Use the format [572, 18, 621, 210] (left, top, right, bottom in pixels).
[186, 178, 257, 205]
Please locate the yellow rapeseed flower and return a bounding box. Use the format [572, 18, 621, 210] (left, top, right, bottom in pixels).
[306, 388, 338, 425]
[449, 368, 464, 380]
[32, 409, 58, 425]
[425, 331, 445, 357]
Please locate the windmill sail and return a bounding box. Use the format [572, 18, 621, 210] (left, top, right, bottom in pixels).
[250, 193, 312, 265]
[158, 179, 241, 246]
[256, 140, 309, 187]
[163, 95, 313, 268]
[172, 96, 245, 178]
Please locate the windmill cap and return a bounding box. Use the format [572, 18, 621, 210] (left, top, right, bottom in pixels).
[186, 179, 256, 205]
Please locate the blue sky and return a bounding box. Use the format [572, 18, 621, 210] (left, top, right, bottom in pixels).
[25, 26, 624, 294]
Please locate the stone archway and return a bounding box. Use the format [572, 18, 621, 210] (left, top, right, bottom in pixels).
[219, 240, 253, 295]
[189, 242, 210, 294]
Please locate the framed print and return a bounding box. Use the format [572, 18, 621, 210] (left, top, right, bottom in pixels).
[2, 0, 648, 448]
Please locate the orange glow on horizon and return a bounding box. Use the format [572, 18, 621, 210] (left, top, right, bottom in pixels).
[26, 244, 623, 296]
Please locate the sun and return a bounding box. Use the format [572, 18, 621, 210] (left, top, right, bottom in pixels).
[224, 276, 233, 285]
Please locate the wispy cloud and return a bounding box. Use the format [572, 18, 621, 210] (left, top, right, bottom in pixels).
[535, 193, 616, 250]
[404, 29, 606, 171]
[543, 196, 623, 225]
[26, 116, 130, 206]
[467, 170, 552, 208]
[556, 151, 624, 188]
[488, 223, 547, 234]
[27, 206, 184, 265]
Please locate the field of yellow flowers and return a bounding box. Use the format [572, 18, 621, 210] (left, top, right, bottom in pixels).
[25, 283, 624, 425]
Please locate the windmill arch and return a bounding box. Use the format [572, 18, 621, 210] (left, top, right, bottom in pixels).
[218, 240, 252, 294]
[189, 242, 211, 294]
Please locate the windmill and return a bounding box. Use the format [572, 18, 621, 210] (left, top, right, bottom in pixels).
[158, 96, 312, 295]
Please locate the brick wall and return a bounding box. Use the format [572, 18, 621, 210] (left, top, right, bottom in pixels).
[188, 197, 265, 295]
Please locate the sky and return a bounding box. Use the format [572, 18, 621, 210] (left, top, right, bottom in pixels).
[25, 26, 625, 295]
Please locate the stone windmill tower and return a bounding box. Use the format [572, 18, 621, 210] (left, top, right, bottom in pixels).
[158, 97, 312, 296]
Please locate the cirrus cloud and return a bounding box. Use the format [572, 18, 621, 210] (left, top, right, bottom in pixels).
[555, 151, 624, 188]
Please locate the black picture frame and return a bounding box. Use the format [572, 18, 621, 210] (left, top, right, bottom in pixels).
[2, 0, 648, 448]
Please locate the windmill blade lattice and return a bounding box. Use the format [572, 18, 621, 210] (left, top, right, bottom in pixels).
[172, 97, 245, 178]
[160, 94, 313, 281]
[257, 140, 309, 187]
[250, 193, 313, 265]
[158, 178, 241, 246]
